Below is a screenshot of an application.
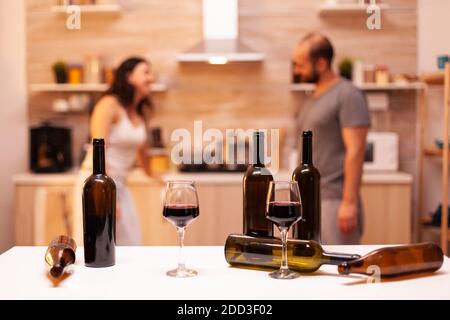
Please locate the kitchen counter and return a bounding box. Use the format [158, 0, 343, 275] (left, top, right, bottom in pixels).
[0, 245, 448, 300]
[12, 169, 413, 185]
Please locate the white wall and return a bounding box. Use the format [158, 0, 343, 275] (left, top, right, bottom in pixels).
[417, 0, 450, 219]
[418, 0, 450, 73]
[0, 0, 28, 253]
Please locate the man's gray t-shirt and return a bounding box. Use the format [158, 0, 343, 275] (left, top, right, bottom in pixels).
[296, 79, 370, 200]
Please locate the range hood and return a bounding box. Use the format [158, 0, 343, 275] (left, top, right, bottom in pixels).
[176, 0, 265, 64]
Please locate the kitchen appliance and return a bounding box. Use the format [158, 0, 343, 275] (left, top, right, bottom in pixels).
[30, 123, 72, 173]
[176, 0, 264, 63]
[364, 132, 398, 172]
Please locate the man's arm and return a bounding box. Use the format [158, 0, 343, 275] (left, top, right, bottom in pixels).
[339, 127, 368, 234]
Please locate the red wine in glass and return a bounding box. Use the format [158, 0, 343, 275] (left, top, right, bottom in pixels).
[163, 204, 199, 228]
[267, 201, 302, 229]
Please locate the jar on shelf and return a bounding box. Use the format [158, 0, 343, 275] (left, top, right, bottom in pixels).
[68, 64, 83, 84]
[363, 64, 376, 83]
[375, 64, 390, 85]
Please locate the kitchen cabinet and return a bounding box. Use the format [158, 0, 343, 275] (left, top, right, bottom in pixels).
[360, 182, 411, 244]
[15, 181, 74, 246]
[14, 170, 412, 246]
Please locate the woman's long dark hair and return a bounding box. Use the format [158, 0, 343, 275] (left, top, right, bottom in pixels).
[106, 57, 153, 117]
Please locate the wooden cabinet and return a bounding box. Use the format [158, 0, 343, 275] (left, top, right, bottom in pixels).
[15, 182, 74, 246]
[129, 182, 243, 246]
[360, 183, 412, 244]
[14, 171, 412, 246]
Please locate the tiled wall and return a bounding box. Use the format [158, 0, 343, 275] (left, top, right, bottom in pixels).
[26, 0, 419, 206]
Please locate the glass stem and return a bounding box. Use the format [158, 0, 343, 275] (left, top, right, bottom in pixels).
[177, 227, 186, 273]
[280, 228, 289, 272]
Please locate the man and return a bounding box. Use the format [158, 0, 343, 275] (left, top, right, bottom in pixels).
[292, 33, 370, 245]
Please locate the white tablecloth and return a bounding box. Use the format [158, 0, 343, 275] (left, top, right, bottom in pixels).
[0, 246, 449, 300]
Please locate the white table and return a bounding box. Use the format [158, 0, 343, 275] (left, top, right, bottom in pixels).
[0, 246, 449, 300]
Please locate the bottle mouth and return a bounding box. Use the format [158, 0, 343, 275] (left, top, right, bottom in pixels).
[50, 265, 64, 278]
[337, 263, 350, 275]
[302, 131, 312, 138]
[93, 138, 105, 146]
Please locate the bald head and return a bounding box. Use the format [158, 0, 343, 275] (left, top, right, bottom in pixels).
[299, 33, 334, 67]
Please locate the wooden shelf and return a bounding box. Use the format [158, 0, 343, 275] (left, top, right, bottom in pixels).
[423, 148, 445, 158]
[418, 62, 450, 253]
[29, 83, 167, 93]
[422, 72, 445, 86]
[291, 82, 425, 92]
[318, 3, 390, 17]
[51, 4, 122, 15]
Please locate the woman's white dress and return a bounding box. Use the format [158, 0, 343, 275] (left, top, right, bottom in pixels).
[74, 109, 146, 246]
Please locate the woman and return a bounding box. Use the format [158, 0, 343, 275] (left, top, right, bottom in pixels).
[75, 57, 156, 246]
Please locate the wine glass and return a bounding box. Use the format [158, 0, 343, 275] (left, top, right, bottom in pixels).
[163, 181, 200, 277]
[266, 181, 302, 279]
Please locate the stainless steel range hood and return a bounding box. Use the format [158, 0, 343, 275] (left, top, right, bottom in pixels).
[176, 0, 265, 64]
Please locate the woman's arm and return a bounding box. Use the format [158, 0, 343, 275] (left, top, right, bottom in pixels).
[90, 96, 119, 141]
[136, 142, 153, 177]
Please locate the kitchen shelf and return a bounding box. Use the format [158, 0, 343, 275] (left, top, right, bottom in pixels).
[51, 4, 122, 15]
[423, 148, 445, 158]
[418, 63, 450, 253]
[291, 82, 425, 92]
[422, 72, 445, 85]
[29, 83, 167, 93]
[318, 3, 390, 17]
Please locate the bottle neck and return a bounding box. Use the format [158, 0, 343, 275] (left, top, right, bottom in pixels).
[321, 252, 361, 266]
[93, 144, 106, 175]
[253, 132, 265, 167]
[302, 135, 313, 165]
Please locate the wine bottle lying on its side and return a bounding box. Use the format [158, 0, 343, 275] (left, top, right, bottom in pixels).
[224, 234, 361, 273]
[45, 235, 77, 278]
[338, 242, 444, 277]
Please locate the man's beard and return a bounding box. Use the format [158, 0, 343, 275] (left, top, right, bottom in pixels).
[303, 68, 320, 84]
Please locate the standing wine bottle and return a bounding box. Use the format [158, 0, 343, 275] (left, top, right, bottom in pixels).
[243, 131, 273, 237]
[292, 131, 321, 243]
[338, 243, 444, 277]
[224, 234, 360, 273]
[82, 138, 116, 267]
[44, 235, 77, 278]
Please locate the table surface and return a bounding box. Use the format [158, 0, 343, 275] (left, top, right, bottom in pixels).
[0, 245, 449, 300]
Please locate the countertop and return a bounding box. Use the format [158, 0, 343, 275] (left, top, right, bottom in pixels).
[13, 169, 413, 185]
[0, 245, 448, 300]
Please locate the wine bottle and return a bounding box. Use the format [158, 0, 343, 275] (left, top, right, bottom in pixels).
[338, 242, 444, 277]
[44, 235, 77, 278]
[292, 131, 321, 243]
[243, 131, 273, 237]
[82, 138, 116, 267]
[224, 234, 360, 273]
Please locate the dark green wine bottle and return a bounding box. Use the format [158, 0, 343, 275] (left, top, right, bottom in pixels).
[82, 138, 116, 267]
[224, 234, 360, 273]
[292, 131, 321, 243]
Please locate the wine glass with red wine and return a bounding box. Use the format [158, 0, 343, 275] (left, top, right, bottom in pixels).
[163, 181, 200, 277]
[266, 181, 302, 279]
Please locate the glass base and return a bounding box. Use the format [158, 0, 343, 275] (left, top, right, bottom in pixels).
[269, 269, 300, 280]
[166, 268, 198, 278]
